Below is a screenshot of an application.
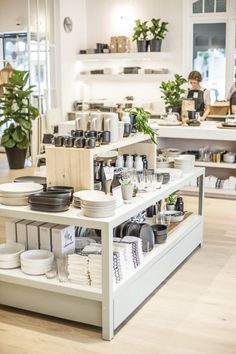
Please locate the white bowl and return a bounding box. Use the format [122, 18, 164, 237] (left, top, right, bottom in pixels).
[0, 243, 25, 259]
[21, 264, 53, 275]
[82, 208, 115, 218]
[21, 250, 54, 263]
[0, 182, 43, 195]
[73, 190, 105, 200]
[0, 196, 29, 206]
[223, 153, 235, 163]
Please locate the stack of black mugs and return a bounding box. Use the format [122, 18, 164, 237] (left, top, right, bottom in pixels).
[54, 130, 111, 149]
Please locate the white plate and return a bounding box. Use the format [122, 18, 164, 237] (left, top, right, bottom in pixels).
[80, 194, 115, 204]
[0, 261, 20, 269]
[21, 250, 54, 263]
[0, 182, 43, 195]
[157, 120, 181, 126]
[73, 190, 105, 200]
[82, 208, 115, 218]
[0, 243, 25, 259]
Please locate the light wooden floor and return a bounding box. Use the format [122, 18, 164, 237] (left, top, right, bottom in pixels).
[0, 155, 236, 354]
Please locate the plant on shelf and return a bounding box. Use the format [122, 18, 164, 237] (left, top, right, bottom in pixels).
[132, 19, 149, 52]
[129, 107, 158, 144]
[160, 74, 187, 113]
[149, 18, 168, 52]
[0, 70, 39, 169]
[165, 193, 177, 210]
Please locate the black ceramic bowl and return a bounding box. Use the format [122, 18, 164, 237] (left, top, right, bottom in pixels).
[47, 186, 74, 201]
[29, 191, 71, 204]
[151, 224, 167, 244]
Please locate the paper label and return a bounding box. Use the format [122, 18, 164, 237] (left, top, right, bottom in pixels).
[112, 186, 123, 208]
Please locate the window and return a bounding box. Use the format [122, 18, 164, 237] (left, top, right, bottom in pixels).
[193, 23, 226, 100]
[192, 0, 226, 13]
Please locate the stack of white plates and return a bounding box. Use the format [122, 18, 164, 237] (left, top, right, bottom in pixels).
[21, 250, 54, 275]
[0, 242, 25, 269]
[73, 190, 105, 208]
[0, 182, 43, 206]
[174, 155, 195, 173]
[80, 193, 116, 218]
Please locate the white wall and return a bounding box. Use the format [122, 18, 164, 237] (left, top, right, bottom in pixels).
[57, 0, 87, 119]
[57, 0, 184, 117]
[0, 0, 28, 32]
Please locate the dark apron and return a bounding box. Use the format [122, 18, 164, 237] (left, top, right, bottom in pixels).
[230, 88, 236, 114]
[187, 89, 205, 116]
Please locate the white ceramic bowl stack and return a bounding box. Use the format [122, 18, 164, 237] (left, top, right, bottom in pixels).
[0, 243, 25, 269]
[0, 182, 43, 206]
[80, 192, 116, 218]
[73, 190, 105, 208]
[20, 250, 54, 275]
[223, 152, 235, 163]
[174, 155, 195, 173]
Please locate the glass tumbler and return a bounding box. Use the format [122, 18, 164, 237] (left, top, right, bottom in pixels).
[57, 257, 68, 283]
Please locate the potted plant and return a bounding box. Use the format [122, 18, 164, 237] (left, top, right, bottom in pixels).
[149, 18, 168, 52]
[160, 74, 187, 114]
[132, 19, 149, 52]
[0, 70, 39, 169]
[119, 177, 134, 201]
[165, 193, 177, 210]
[129, 107, 158, 144]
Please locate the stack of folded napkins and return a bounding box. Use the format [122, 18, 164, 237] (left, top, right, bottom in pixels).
[88, 254, 102, 288]
[68, 254, 90, 285]
[122, 236, 143, 268]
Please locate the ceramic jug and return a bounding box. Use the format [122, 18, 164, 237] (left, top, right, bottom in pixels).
[75, 112, 90, 131]
[103, 112, 119, 142]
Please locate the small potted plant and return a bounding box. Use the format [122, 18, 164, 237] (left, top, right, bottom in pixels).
[0, 70, 39, 169]
[132, 19, 149, 52]
[119, 177, 134, 201]
[149, 18, 168, 52]
[165, 193, 177, 210]
[160, 74, 187, 114]
[129, 107, 158, 144]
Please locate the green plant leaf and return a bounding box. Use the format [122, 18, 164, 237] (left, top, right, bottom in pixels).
[4, 138, 16, 148]
[1, 133, 10, 144]
[12, 126, 24, 142]
[16, 136, 29, 149]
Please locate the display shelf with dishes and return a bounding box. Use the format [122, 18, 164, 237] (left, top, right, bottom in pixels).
[77, 52, 172, 61]
[195, 161, 236, 169]
[0, 167, 204, 340]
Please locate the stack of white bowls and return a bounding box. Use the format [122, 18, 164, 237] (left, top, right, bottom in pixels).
[21, 250, 54, 275]
[223, 152, 235, 163]
[0, 182, 43, 206]
[80, 192, 116, 218]
[0, 242, 25, 269]
[73, 190, 105, 208]
[174, 155, 195, 173]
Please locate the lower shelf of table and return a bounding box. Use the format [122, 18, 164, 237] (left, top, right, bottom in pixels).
[0, 214, 203, 335]
[181, 186, 236, 199]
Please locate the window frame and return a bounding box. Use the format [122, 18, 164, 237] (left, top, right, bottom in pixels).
[182, 0, 236, 97]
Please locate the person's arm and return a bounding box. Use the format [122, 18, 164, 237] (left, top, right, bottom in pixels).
[201, 89, 211, 121]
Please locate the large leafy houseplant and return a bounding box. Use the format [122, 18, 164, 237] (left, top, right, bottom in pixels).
[160, 74, 187, 111]
[132, 19, 149, 52]
[0, 70, 39, 169]
[149, 18, 168, 52]
[129, 107, 158, 144]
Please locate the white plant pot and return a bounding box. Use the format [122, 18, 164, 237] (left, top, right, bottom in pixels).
[121, 184, 134, 201]
[166, 204, 175, 211]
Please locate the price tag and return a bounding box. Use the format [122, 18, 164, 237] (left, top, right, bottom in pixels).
[112, 186, 123, 208]
[193, 92, 198, 99]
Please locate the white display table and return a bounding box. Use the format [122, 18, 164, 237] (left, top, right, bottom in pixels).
[0, 168, 204, 340]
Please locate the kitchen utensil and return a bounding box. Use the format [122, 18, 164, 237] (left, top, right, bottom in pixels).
[84, 137, 96, 149]
[54, 136, 64, 147]
[103, 112, 119, 142]
[151, 224, 167, 244]
[74, 137, 85, 148]
[123, 123, 131, 137]
[64, 136, 75, 147]
[47, 186, 74, 201]
[139, 223, 155, 252]
[100, 131, 111, 145]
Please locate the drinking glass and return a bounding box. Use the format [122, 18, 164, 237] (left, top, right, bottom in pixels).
[57, 257, 68, 283]
[154, 173, 163, 189]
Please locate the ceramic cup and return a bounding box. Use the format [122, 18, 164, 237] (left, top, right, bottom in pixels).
[54, 136, 64, 147]
[85, 137, 96, 149]
[121, 184, 134, 201]
[74, 137, 85, 148]
[101, 131, 111, 145]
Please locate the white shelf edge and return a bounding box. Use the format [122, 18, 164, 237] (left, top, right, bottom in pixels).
[77, 52, 172, 61]
[78, 74, 171, 82]
[0, 168, 204, 229]
[195, 161, 236, 169]
[114, 214, 202, 293]
[0, 268, 102, 301]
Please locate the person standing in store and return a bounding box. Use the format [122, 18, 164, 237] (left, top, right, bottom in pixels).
[184, 70, 211, 121]
[227, 82, 236, 114]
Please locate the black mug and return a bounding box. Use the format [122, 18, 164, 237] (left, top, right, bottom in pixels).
[71, 129, 84, 138]
[101, 131, 111, 145]
[85, 137, 96, 149]
[74, 137, 85, 148]
[64, 136, 75, 147]
[54, 136, 64, 147]
[85, 130, 97, 138]
[123, 123, 131, 137]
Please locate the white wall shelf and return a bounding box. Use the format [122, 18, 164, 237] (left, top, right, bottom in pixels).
[0, 168, 204, 340]
[195, 161, 236, 169]
[78, 74, 171, 82]
[77, 52, 172, 61]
